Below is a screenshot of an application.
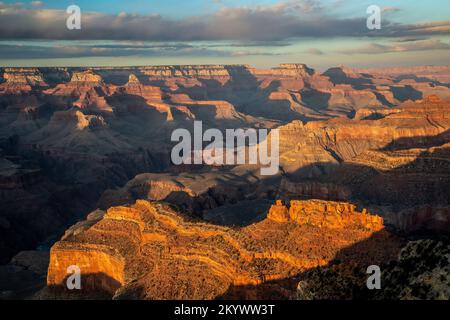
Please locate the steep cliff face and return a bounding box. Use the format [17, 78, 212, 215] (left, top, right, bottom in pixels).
[44, 199, 401, 299]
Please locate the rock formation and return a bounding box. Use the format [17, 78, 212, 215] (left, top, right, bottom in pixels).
[268, 200, 384, 231]
[43, 70, 113, 112]
[267, 200, 290, 223]
[0, 68, 47, 93]
[44, 199, 401, 299]
[69, 70, 104, 86]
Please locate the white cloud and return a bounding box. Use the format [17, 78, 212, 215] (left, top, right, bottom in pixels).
[31, 1, 44, 7]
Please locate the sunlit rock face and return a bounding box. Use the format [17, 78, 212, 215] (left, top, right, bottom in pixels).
[45, 199, 401, 299]
[0, 68, 47, 93]
[69, 70, 105, 85]
[268, 200, 384, 231]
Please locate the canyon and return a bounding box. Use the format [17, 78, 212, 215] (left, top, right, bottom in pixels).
[0, 64, 449, 299]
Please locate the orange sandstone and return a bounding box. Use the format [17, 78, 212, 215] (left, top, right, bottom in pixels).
[46, 199, 400, 299]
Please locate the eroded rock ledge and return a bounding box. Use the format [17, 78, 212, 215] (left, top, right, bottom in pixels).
[45, 199, 401, 299]
[267, 199, 384, 231]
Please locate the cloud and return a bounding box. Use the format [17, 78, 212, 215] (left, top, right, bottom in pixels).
[0, 7, 366, 41]
[0, 42, 279, 59]
[263, 0, 324, 14]
[338, 39, 450, 55]
[0, 2, 449, 42]
[386, 20, 450, 38]
[394, 37, 429, 42]
[0, 2, 23, 10]
[382, 7, 401, 14]
[208, 41, 292, 47]
[31, 1, 44, 7]
[304, 48, 325, 55]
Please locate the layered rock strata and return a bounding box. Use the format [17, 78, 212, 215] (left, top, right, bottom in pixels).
[267, 200, 384, 230]
[45, 199, 401, 299]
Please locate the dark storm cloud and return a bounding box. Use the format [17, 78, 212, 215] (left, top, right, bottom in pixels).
[0, 4, 449, 42]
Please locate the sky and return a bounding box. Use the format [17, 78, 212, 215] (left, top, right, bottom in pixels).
[0, 0, 449, 69]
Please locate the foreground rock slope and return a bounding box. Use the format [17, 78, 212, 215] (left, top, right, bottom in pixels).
[45, 199, 402, 299]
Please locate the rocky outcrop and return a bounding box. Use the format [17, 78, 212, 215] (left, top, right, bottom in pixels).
[43, 70, 113, 112]
[44, 200, 401, 299]
[0, 68, 47, 93]
[48, 109, 108, 130]
[267, 200, 290, 222]
[122, 73, 163, 101]
[269, 63, 316, 77]
[268, 199, 384, 231]
[69, 70, 104, 86]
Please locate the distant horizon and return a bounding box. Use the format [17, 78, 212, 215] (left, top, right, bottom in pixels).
[0, 62, 450, 72]
[2, 62, 450, 71]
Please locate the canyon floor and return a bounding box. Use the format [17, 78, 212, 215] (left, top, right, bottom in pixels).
[0, 64, 449, 299]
